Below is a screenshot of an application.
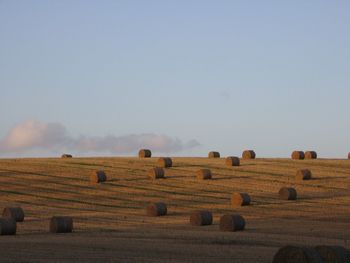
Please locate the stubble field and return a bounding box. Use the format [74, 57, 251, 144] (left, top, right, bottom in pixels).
[0, 157, 349, 262]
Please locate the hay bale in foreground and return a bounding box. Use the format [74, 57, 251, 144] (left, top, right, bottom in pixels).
[0, 218, 16, 235]
[219, 214, 245, 232]
[315, 245, 350, 263]
[157, 157, 172, 168]
[273, 246, 322, 263]
[208, 151, 220, 158]
[296, 169, 312, 180]
[138, 149, 152, 158]
[90, 170, 107, 183]
[291, 151, 305, 160]
[242, 150, 256, 159]
[190, 210, 213, 226]
[279, 187, 297, 200]
[231, 193, 251, 207]
[225, 156, 240, 166]
[50, 216, 73, 233]
[61, 154, 72, 158]
[305, 151, 317, 159]
[2, 207, 25, 222]
[146, 203, 167, 217]
[148, 167, 165, 179]
[197, 169, 212, 180]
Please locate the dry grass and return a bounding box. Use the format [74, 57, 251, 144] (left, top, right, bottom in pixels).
[0, 157, 349, 262]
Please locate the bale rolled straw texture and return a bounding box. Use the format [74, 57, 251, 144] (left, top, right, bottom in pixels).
[315, 245, 350, 263]
[2, 207, 25, 222]
[225, 156, 240, 166]
[272, 246, 322, 263]
[146, 203, 167, 217]
[242, 150, 256, 159]
[208, 151, 220, 158]
[0, 218, 16, 235]
[278, 187, 297, 200]
[50, 216, 73, 233]
[148, 167, 165, 179]
[231, 193, 251, 207]
[305, 151, 317, 159]
[291, 151, 305, 160]
[296, 169, 312, 180]
[219, 214, 245, 232]
[61, 154, 72, 158]
[90, 170, 107, 183]
[157, 157, 172, 168]
[196, 169, 212, 180]
[138, 149, 152, 158]
[190, 210, 213, 226]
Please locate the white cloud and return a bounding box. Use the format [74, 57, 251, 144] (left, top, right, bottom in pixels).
[0, 120, 200, 155]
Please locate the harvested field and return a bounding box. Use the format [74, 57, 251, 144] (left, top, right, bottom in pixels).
[0, 157, 349, 262]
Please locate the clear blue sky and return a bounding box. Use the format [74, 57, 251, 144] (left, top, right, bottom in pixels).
[0, 1, 349, 158]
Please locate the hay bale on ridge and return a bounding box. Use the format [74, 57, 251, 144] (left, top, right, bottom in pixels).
[146, 203, 167, 217]
[208, 151, 220, 158]
[2, 207, 25, 222]
[219, 214, 245, 232]
[90, 170, 107, 183]
[291, 151, 305, 160]
[50, 216, 73, 233]
[148, 167, 165, 179]
[197, 169, 212, 180]
[0, 218, 16, 235]
[242, 150, 256, 159]
[278, 187, 297, 200]
[138, 149, 152, 158]
[296, 169, 312, 180]
[272, 246, 322, 263]
[190, 210, 213, 226]
[225, 156, 240, 166]
[157, 157, 172, 168]
[231, 193, 251, 207]
[61, 154, 72, 158]
[305, 151, 317, 159]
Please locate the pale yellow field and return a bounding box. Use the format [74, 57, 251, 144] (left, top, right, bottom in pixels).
[0, 157, 349, 262]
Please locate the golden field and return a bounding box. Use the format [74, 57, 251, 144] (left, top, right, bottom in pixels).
[0, 157, 349, 262]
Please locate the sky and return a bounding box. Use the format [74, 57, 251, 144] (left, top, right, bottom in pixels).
[0, 1, 349, 158]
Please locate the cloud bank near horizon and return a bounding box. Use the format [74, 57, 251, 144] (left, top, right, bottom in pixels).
[0, 120, 200, 155]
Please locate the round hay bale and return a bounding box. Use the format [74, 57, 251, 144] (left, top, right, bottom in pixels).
[0, 218, 16, 235]
[291, 151, 305, 160]
[305, 151, 317, 159]
[225, 156, 240, 166]
[219, 214, 245, 232]
[61, 154, 72, 158]
[157, 157, 172, 168]
[146, 203, 167, 217]
[148, 167, 165, 179]
[272, 246, 323, 263]
[2, 207, 25, 222]
[197, 169, 212, 180]
[315, 245, 350, 263]
[50, 216, 73, 233]
[231, 193, 251, 207]
[190, 210, 213, 226]
[242, 150, 256, 159]
[138, 149, 152, 158]
[296, 169, 312, 180]
[90, 170, 107, 183]
[208, 151, 220, 158]
[279, 187, 297, 200]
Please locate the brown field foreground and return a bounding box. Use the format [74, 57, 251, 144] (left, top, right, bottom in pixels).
[0, 157, 349, 262]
